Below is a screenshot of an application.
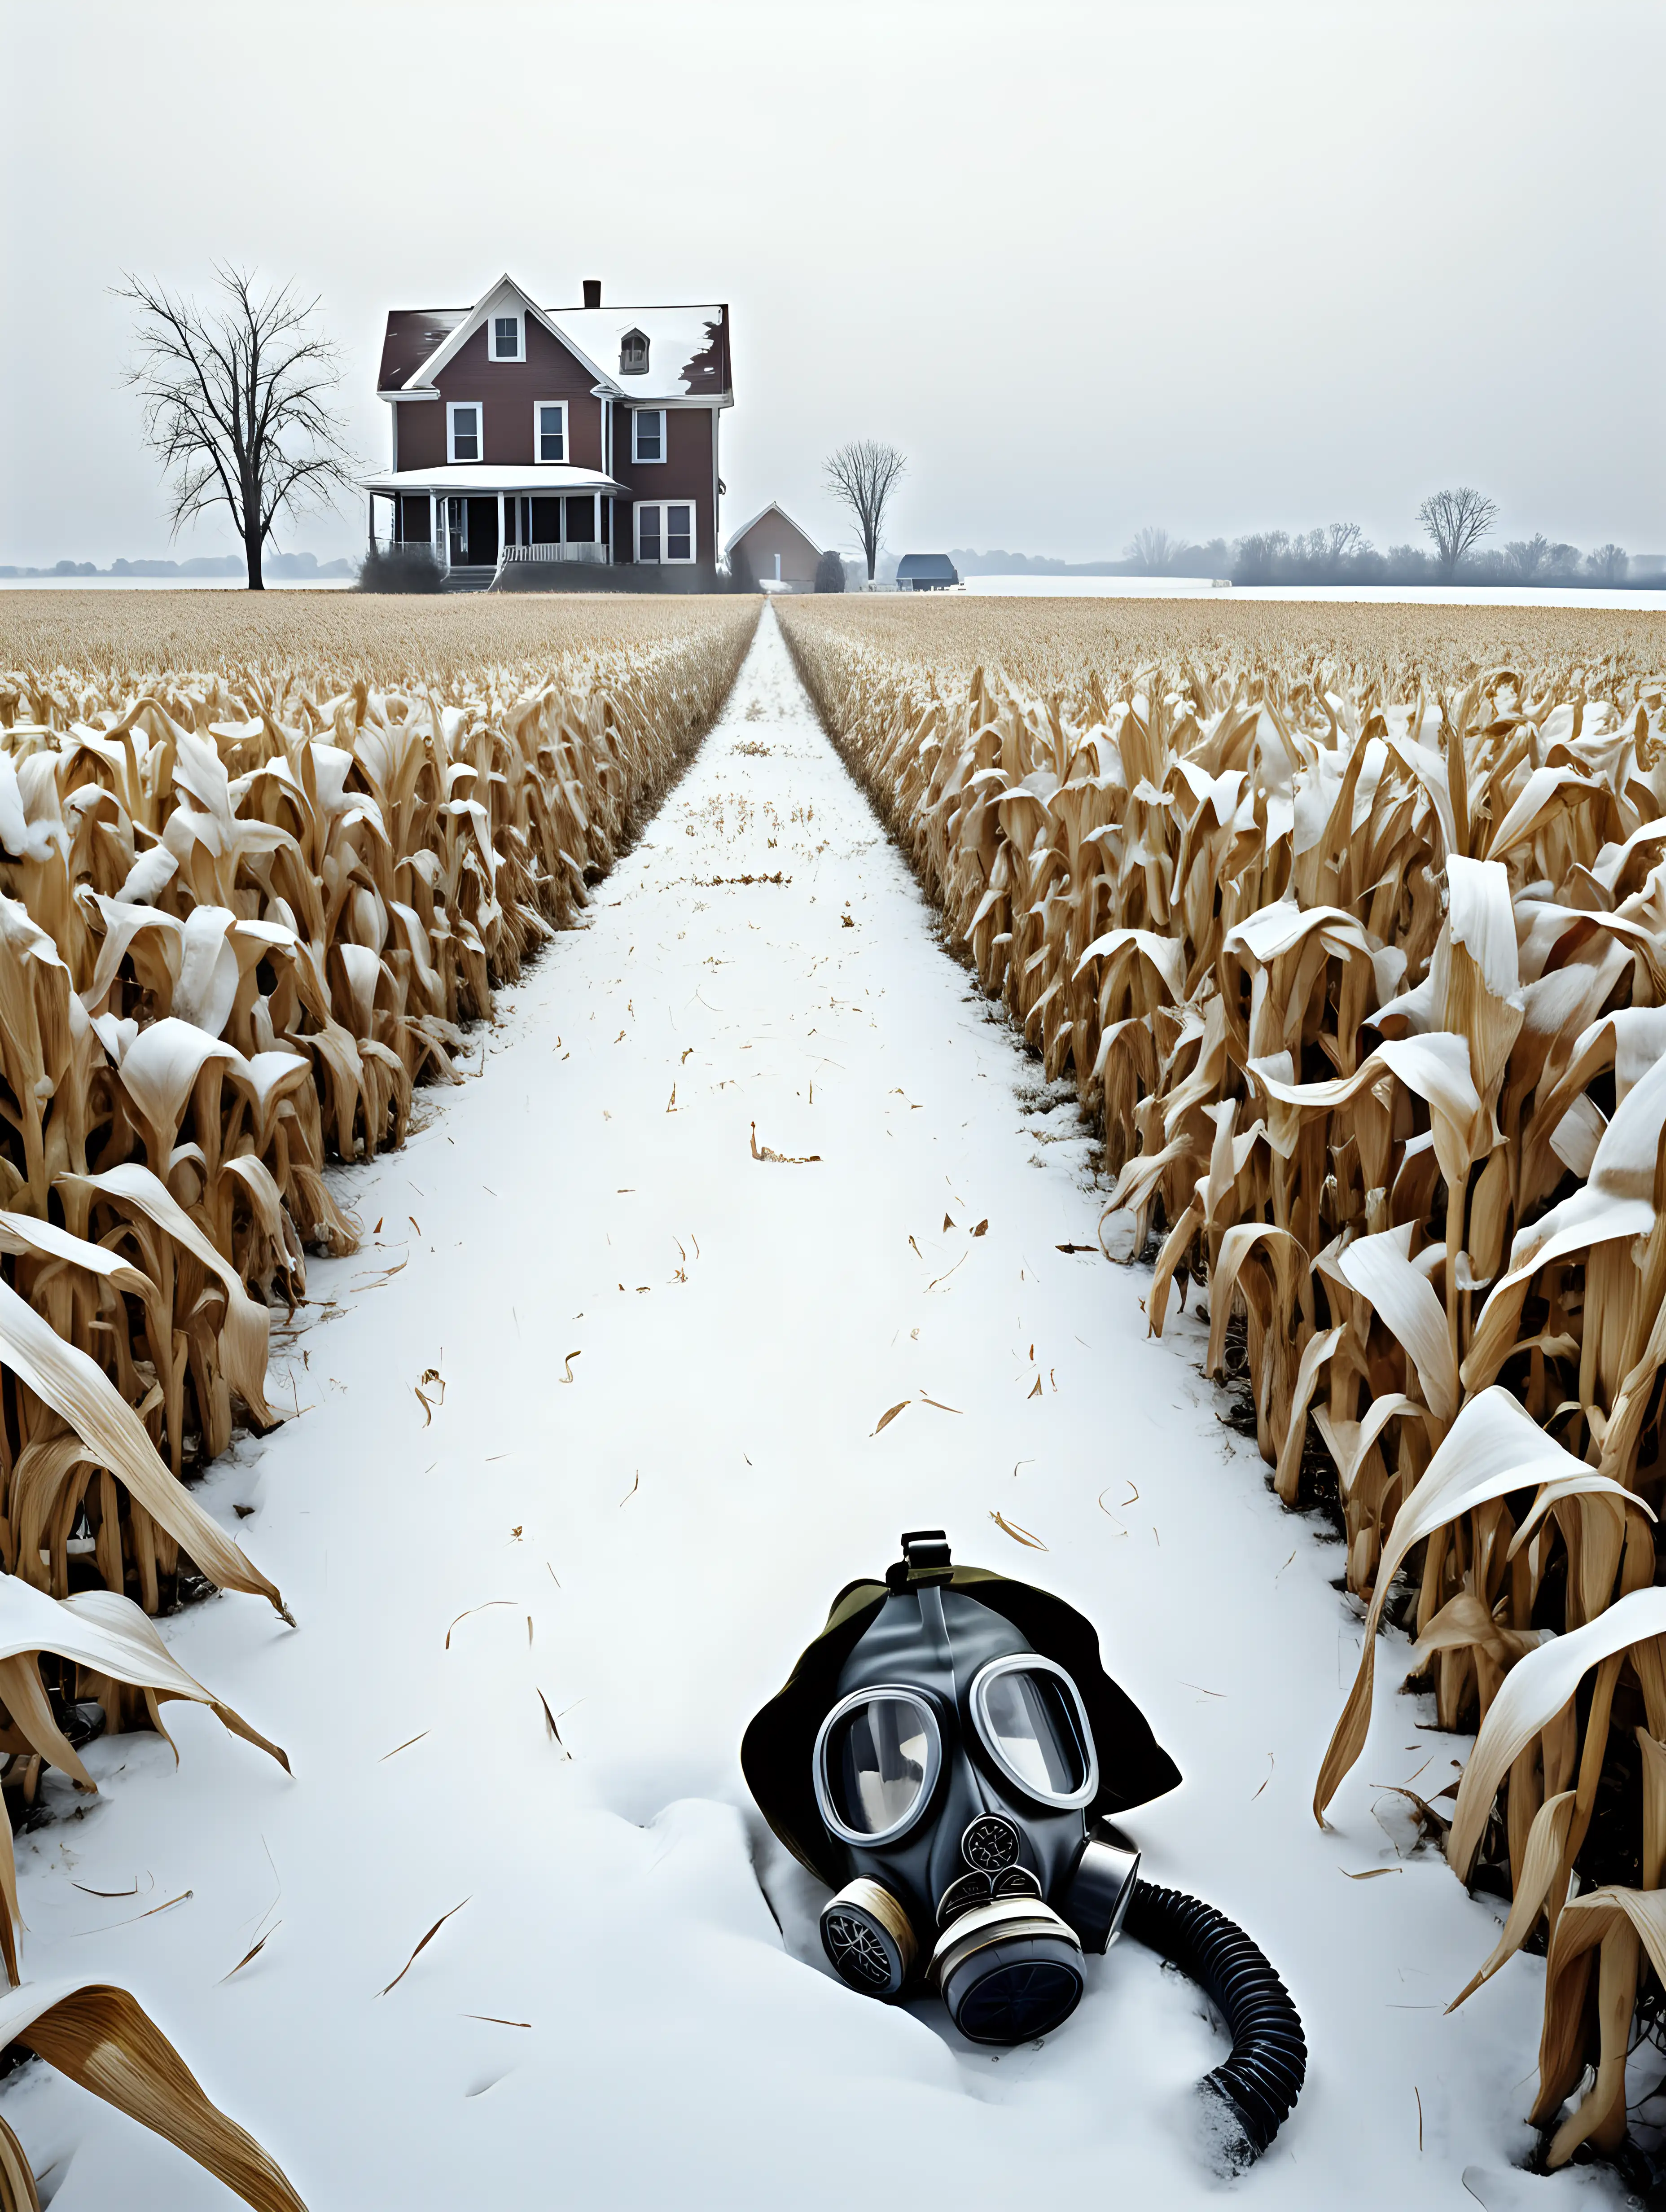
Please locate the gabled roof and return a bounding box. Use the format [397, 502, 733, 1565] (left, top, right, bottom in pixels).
[378, 275, 732, 404]
[378, 311, 464, 393]
[897, 553, 959, 582]
[401, 274, 613, 395]
[725, 503, 822, 557]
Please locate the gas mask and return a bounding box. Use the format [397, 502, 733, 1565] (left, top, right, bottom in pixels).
[744, 1531, 1307, 2166]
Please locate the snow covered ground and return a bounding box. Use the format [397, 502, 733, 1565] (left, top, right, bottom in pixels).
[0, 608, 1623, 2209]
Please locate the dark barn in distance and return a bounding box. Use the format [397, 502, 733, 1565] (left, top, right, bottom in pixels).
[726, 503, 822, 589]
[896, 553, 959, 591]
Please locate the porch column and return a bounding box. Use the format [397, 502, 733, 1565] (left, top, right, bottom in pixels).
[497, 494, 506, 569]
[367, 493, 375, 551]
[430, 494, 439, 563]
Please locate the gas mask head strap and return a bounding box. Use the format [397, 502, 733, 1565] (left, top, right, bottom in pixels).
[886, 1530, 953, 1590]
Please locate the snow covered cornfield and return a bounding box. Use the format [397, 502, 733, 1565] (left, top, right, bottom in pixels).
[0, 593, 756, 2205]
[779, 592, 1666, 2170]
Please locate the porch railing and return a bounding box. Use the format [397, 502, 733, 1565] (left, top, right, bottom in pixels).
[499, 542, 609, 566]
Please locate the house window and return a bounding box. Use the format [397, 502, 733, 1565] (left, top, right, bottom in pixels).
[633, 409, 666, 464]
[491, 313, 523, 361]
[447, 403, 481, 463]
[636, 501, 695, 564]
[619, 329, 649, 375]
[535, 403, 567, 464]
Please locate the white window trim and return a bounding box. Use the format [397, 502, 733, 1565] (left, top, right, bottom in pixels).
[533, 400, 569, 465]
[489, 311, 524, 363]
[632, 408, 667, 465]
[635, 500, 697, 565]
[447, 400, 482, 464]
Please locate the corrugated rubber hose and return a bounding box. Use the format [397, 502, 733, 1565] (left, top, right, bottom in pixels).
[1122, 1879, 1307, 2170]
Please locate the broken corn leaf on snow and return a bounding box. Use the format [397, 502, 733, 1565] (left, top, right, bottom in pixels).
[0, 1977, 306, 2211]
[777, 591, 1666, 2159]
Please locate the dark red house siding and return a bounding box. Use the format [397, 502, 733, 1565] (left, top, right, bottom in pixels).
[399, 320, 607, 470]
[612, 404, 717, 562]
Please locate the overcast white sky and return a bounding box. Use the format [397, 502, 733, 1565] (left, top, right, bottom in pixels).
[2, 0, 1660, 568]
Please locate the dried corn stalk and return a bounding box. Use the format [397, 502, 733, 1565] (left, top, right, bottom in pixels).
[0, 597, 755, 2152]
[0, 601, 753, 1626]
[778, 592, 1666, 2155]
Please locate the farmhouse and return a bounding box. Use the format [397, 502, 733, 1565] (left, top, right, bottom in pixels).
[363, 274, 733, 579]
[896, 553, 959, 591]
[727, 503, 822, 589]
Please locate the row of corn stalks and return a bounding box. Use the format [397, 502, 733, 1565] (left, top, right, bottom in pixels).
[0, 596, 757, 2208]
[779, 593, 1666, 2170]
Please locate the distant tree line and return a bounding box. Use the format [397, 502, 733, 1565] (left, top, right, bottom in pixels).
[951, 491, 1656, 589]
[0, 551, 354, 581]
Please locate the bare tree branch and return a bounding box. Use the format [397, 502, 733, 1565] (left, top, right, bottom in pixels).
[1416, 487, 1499, 581]
[823, 441, 907, 582]
[114, 265, 358, 590]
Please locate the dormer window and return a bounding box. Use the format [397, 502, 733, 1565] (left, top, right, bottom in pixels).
[491, 313, 523, 362]
[619, 329, 650, 376]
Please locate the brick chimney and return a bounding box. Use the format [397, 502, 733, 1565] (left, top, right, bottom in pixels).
[583, 279, 601, 310]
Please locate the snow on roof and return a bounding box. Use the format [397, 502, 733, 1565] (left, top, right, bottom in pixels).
[379, 282, 731, 404]
[551, 305, 731, 401]
[358, 464, 626, 496]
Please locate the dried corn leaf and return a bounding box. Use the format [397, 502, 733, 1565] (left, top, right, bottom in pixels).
[0, 1975, 306, 2210]
[0, 1279, 285, 1617]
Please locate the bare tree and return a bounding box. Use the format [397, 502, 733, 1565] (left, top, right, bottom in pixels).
[1503, 533, 1551, 582]
[1586, 543, 1630, 587]
[1416, 486, 1499, 581]
[1325, 522, 1364, 566]
[1126, 527, 1175, 575]
[117, 266, 356, 590]
[823, 441, 907, 582]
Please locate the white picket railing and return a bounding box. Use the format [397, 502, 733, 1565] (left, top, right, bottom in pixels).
[499, 542, 609, 566]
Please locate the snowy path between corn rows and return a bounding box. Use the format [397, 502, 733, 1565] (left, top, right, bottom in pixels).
[3, 608, 1616, 2211]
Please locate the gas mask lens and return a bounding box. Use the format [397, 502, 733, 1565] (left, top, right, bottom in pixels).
[814, 1689, 941, 1843]
[970, 1656, 1099, 1808]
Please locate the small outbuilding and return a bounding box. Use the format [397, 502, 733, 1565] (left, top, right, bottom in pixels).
[727, 503, 823, 589]
[896, 553, 959, 591]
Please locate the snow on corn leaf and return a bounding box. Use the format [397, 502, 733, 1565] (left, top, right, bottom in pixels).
[1317, 1389, 1647, 1825]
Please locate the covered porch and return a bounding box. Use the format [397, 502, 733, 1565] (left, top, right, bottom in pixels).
[360, 465, 628, 579]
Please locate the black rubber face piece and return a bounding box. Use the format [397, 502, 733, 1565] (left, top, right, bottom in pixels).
[953, 1955, 1084, 2043]
[823, 1909, 894, 1990]
[961, 1816, 1020, 1873]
